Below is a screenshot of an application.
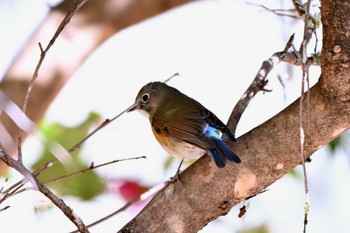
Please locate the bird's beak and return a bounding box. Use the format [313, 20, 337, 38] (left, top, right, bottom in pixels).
[127, 102, 138, 112]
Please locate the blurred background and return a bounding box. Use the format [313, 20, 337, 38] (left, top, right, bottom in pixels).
[1, 0, 349, 232]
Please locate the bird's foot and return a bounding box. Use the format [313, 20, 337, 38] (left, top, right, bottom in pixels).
[168, 170, 182, 184]
[167, 160, 184, 184]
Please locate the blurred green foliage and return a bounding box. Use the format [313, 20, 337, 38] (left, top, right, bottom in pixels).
[328, 135, 342, 154]
[31, 112, 105, 200]
[238, 225, 270, 233]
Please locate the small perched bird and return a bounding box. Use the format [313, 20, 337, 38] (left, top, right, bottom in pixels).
[128, 81, 241, 171]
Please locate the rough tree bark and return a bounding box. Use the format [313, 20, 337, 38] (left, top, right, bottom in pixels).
[0, 0, 194, 173]
[118, 0, 350, 232]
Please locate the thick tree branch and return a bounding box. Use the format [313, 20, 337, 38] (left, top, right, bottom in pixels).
[320, 0, 350, 102]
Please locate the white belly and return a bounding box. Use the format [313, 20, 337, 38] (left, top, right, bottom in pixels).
[158, 137, 206, 160]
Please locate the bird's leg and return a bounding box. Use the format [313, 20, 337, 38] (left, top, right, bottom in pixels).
[169, 159, 184, 184]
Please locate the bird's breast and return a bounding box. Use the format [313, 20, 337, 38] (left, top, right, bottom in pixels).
[151, 126, 205, 160]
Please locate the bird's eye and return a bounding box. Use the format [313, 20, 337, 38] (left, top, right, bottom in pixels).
[141, 93, 150, 103]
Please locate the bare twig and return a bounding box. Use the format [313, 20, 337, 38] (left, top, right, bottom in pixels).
[227, 34, 295, 134]
[20, 105, 130, 182]
[299, 0, 313, 232]
[164, 73, 180, 83]
[246, 2, 300, 19]
[227, 29, 319, 135]
[1, 156, 146, 199]
[0, 205, 10, 212]
[0, 180, 24, 204]
[17, 0, 88, 162]
[69, 183, 166, 233]
[45, 156, 146, 185]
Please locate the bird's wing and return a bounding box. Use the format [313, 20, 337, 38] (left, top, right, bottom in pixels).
[188, 109, 235, 140]
[151, 108, 240, 167]
[151, 109, 215, 150]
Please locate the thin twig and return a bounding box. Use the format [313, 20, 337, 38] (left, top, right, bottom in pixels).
[227, 34, 295, 134]
[164, 73, 180, 83]
[45, 156, 146, 184]
[299, 0, 313, 232]
[246, 2, 300, 19]
[34, 105, 134, 175]
[1, 156, 147, 198]
[69, 183, 166, 233]
[0, 181, 24, 204]
[0, 205, 10, 212]
[227, 31, 319, 135]
[17, 0, 88, 162]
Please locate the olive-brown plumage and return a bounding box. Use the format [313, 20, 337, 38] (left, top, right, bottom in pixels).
[128, 82, 241, 168]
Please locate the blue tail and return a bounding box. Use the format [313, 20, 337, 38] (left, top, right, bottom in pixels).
[205, 125, 241, 168]
[208, 137, 241, 168]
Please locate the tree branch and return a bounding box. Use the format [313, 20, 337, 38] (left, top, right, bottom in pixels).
[320, 0, 350, 102]
[226, 34, 294, 134]
[226, 33, 319, 136]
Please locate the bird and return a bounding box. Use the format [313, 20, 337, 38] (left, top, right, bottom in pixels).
[128, 81, 241, 173]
